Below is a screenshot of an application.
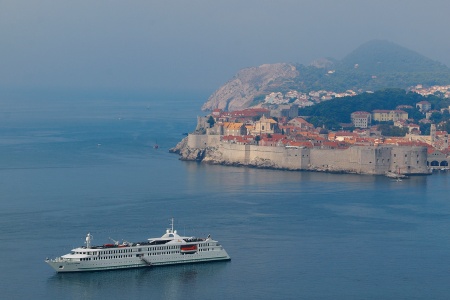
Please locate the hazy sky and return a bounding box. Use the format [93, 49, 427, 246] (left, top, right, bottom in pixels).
[1, 0, 450, 94]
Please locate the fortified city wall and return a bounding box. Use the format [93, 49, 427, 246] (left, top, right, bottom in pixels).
[185, 134, 430, 175]
[187, 134, 221, 148]
[219, 143, 310, 170]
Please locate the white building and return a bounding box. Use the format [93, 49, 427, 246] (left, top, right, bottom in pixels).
[351, 111, 372, 128]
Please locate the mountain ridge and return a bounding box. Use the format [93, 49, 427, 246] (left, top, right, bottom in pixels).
[202, 40, 450, 111]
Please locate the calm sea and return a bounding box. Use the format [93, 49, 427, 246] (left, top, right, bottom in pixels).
[1, 90, 450, 300]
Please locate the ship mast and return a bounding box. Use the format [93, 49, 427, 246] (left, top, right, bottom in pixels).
[85, 233, 93, 249]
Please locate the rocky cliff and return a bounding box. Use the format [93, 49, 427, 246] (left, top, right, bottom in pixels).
[201, 63, 298, 111]
[169, 137, 205, 161]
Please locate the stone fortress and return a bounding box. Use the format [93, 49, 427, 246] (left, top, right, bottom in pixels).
[172, 122, 430, 176]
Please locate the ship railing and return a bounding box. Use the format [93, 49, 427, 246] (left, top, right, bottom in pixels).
[46, 257, 64, 262]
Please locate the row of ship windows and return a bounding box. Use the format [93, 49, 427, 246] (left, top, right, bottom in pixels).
[76, 244, 215, 256]
[76, 249, 134, 255]
[79, 248, 215, 260]
[80, 249, 214, 261]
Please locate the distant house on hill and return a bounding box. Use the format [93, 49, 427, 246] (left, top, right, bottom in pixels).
[396, 105, 413, 110]
[222, 135, 255, 145]
[218, 108, 270, 122]
[329, 131, 358, 143]
[372, 110, 408, 122]
[220, 122, 247, 136]
[270, 104, 299, 119]
[351, 111, 372, 128]
[212, 109, 222, 118]
[288, 117, 314, 130]
[408, 124, 421, 134]
[425, 110, 440, 120]
[416, 101, 431, 112]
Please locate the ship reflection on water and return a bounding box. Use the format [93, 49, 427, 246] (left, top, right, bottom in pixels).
[46, 262, 229, 298]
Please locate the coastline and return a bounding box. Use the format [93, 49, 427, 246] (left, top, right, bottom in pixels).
[170, 134, 431, 176]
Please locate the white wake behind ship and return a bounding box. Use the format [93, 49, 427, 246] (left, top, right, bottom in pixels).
[45, 219, 230, 272]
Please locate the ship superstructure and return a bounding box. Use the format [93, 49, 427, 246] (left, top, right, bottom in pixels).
[45, 219, 230, 272]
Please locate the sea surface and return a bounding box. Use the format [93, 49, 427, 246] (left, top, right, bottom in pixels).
[1, 90, 450, 300]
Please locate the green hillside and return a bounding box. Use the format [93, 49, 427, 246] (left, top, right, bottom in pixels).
[298, 88, 450, 130]
[290, 40, 450, 93]
[341, 40, 448, 73]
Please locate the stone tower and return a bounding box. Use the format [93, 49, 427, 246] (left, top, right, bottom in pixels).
[430, 124, 436, 143]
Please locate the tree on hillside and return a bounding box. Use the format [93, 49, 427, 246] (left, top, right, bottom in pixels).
[378, 124, 408, 137]
[420, 123, 431, 135]
[207, 116, 215, 128]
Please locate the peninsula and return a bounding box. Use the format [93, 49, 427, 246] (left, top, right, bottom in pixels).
[171, 41, 450, 176]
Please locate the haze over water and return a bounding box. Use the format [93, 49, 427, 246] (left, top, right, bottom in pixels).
[1, 91, 449, 299]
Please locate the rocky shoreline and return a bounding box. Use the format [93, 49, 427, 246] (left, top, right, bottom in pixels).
[170, 138, 283, 168]
[170, 135, 430, 176]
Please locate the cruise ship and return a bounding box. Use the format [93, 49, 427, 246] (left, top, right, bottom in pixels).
[45, 219, 230, 272]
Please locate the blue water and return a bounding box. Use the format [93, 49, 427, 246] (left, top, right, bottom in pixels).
[1, 90, 450, 299]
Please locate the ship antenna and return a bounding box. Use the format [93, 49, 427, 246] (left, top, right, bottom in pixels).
[171, 217, 174, 233]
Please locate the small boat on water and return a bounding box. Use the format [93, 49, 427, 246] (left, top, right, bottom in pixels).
[385, 171, 408, 179]
[45, 219, 230, 273]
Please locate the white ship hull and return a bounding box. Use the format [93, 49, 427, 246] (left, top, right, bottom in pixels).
[46, 220, 230, 273]
[46, 246, 230, 272]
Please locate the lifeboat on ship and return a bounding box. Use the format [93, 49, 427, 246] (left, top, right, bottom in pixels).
[180, 244, 197, 253]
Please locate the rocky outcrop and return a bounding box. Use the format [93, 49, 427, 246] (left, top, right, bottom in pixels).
[169, 137, 188, 154]
[202, 63, 298, 111]
[201, 148, 278, 169]
[169, 137, 211, 161]
[249, 157, 277, 168]
[169, 138, 206, 161]
[202, 147, 223, 164]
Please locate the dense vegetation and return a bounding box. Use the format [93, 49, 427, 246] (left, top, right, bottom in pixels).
[378, 123, 409, 137]
[298, 88, 450, 131]
[280, 40, 450, 94]
[341, 40, 449, 74]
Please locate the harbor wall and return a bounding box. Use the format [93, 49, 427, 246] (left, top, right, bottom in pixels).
[219, 143, 310, 170]
[390, 146, 429, 174]
[187, 134, 221, 148]
[186, 134, 430, 175]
